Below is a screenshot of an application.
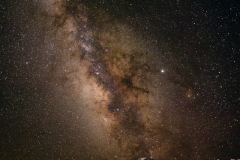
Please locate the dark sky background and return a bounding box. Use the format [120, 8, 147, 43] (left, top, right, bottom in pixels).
[1, 0, 240, 160]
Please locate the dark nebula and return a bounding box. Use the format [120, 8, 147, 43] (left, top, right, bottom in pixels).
[1, 0, 240, 160]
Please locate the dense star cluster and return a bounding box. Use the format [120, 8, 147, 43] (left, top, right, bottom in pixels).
[1, 0, 240, 160]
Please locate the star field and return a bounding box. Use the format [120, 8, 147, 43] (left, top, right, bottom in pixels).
[1, 0, 240, 160]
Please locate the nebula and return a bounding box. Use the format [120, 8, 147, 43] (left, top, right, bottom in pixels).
[34, 1, 186, 159]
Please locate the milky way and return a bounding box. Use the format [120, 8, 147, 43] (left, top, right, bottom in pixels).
[1, 0, 240, 160]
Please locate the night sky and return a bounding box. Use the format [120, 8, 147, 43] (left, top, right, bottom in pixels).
[1, 0, 240, 160]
